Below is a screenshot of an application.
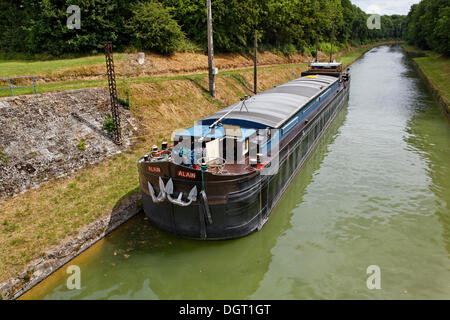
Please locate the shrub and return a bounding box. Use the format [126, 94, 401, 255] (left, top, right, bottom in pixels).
[281, 44, 298, 56]
[302, 46, 312, 57]
[102, 116, 116, 136]
[77, 140, 87, 151]
[0, 145, 8, 164]
[127, 2, 185, 54]
[118, 97, 130, 110]
[118, 89, 131, 110]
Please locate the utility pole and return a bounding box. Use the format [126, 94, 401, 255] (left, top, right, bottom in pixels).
[206, 0, 215, 97]
[104, 42, 122, 145]
[315, 35, 319, 62]
[254, 30, 258, 94]
[330, 22, 335, 63]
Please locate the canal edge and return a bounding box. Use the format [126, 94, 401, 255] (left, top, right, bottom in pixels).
[404, 49, 450, 122]
[0, 194, 142, 300]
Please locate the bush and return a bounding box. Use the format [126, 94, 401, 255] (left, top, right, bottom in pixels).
[77, 139, 87, 151]
[103, 116, 116, 136]
[127, 1, 185, 54]
[302, 46, 312, 57]
[281, 44, 298, 56]
[118, 97, 130, 110]
[0, 145, 8, 164]
[118, 88, 131, 110]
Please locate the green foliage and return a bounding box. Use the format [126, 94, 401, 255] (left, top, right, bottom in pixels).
[102, 116, 116, 136]
[118, 89, 131, 110]
[0, 0, 135, 56]
[0, 145, 8, 164]
[0, 0, 408, 57]
[162, 0, 405, 53]
[127, 1, 185, 54]
[77, 139, 87, 151]
[28, 152, 38, 159]
[302, 46, 313, 58]
[406, 0, 449, 56]
[118, 97, 130, 110]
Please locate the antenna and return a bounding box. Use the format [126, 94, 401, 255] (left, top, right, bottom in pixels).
[209, 96, 251, 129]
[239, 95, 250, 112]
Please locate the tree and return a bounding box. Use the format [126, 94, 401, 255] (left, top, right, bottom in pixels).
[127, 1, 185, 54]
[406, 0, 450, 55]
[0, 0, 413, 57]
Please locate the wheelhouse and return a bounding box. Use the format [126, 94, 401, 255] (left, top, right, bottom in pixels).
[164, 74, 339, 174]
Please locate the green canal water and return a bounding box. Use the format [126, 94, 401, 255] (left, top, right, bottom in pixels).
[22, 45, 450, 300]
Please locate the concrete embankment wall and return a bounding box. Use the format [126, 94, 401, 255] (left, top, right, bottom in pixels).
[0, 88, 136, 200]
[404, 51, 450, 121]
[413, 62, 450, 121]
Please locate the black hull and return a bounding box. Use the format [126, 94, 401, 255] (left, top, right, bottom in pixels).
[140, 84, 350, 240]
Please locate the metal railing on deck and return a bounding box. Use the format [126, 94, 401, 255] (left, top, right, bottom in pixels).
[0, 76, 38, 96]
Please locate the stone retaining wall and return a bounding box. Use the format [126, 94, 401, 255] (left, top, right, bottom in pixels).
[0, 88, 137, 200]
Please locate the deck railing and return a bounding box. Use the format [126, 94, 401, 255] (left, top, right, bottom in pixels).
[0, 76, 38, 96]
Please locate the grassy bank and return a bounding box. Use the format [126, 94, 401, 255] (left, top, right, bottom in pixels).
[402, 44, 450, 114]
[0, 41, 393, 285]
[0, 41, 398, 97]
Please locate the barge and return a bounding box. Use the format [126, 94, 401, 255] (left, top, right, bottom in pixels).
[138, 62, 350, 240]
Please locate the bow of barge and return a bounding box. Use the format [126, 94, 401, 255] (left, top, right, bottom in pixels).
[138, 62, 350, 240]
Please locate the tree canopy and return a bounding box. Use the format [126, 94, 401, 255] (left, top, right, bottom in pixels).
[0, 0, 408, 56]
[405, 0, 449, 55]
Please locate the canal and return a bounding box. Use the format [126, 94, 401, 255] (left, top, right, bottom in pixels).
[22, 45, 450, 300]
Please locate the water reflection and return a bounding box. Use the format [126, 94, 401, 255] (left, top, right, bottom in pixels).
[404, 59, 450, 257]
[251, 45, 450, 300]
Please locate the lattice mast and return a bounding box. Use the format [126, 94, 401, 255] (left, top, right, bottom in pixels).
[104, 42, 122, 145]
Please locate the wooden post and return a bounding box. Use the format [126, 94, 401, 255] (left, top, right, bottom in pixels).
[254, 31, 258, 95]
[330, 23, 335, 63]
[32, 76, 37, 94]
[315, 35, 319, 62]
[8, 78, 13, 96]
[206, 0, 215, 97]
